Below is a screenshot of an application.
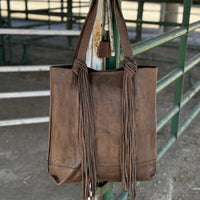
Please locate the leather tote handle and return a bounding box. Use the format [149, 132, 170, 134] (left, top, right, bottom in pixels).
[73, 0, 136, 64]
[73, 0, 97, 61]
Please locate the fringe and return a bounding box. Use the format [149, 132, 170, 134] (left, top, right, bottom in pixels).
[121, 56, 137, 200]
[73, 56, 137, 200]
[72, 59, 97, 200]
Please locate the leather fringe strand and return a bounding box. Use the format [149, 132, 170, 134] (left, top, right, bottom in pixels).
[73, 56, 137, 200]
[121, 56, 137, 200]
[73, 59, 97, 200]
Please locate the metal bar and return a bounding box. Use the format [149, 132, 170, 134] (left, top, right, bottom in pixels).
[15, 21, 64, 29]
[171, 0, 192, 137]
[135, 0, 144, 41]
[181, 81, 200, 108]
[156, 52, 200, 93]
[0, 90, 50, 99]
[126, 19, 181, 26]
[60, 0, 64, 22]
[25, 0, 28, 20]
[157, 105, 179, 132]
[131, 27, 187, 56]
[188, 21, 200, 32]
[130, 20, 200, 56]
[106, 10, 120, 69]
[184, 53, 200, 72]
[135, 55, 177, 64]
[158, 101, 200, 160]
[157, 135, 176, 161]
[0, 28, 80, 36]
[163, 42, 200, 51]
[0, 4, 6, 64]
[189, 69, 194, 87]
[157, 80, 200, 132]
[178, 101, 200, 137]
[0, 117, 49, 127]
[157, 69, 183, 93]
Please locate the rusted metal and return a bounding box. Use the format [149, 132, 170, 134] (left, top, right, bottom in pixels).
[86, 0, 104, 70]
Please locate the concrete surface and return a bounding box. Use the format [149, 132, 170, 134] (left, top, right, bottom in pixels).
[0, 36, 200, 200]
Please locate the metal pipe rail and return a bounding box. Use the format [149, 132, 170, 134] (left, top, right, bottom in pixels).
[0, 28, 80, 36]
[131, 21, 200, 56]
[157, 80, 200, 132]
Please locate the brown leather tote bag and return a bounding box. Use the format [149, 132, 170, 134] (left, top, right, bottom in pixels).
[47, 0, 158, 199]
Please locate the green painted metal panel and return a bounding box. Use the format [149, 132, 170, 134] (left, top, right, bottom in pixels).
[0, 3, 6, 64]
[106, 12, 120, 69]
[135, 0, 144, 41]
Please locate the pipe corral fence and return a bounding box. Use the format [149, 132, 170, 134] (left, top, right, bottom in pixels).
[0, 0, 200, 64]
[0, 0, 200, 199]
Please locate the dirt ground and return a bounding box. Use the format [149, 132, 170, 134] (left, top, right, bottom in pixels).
[0, 24, 200, 200]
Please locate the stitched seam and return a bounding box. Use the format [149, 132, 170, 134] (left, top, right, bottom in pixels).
[49, 163, 80, 169]
[48, 158, 157, 169]
[136, 158, 157, 165]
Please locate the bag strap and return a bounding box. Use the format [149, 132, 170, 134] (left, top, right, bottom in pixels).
[73, 0, 136, 64]
[73, 0, 98, 62]
[73, 0, 97, 61]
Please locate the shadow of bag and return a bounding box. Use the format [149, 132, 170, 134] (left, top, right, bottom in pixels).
[47, 0, 158, 199]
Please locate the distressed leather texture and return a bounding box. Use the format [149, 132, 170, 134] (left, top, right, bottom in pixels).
[47, 66, 157, 183]
[47, 0, 158, 199]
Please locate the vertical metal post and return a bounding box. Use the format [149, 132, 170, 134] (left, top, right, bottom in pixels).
[7, 0, 14, 64]
[25, 0, 28, 20]
[135, 0, 144, 41]
[0, 3, 6, 64]
[106, 12, 120, 69]
[67, 0, 73, 47]
[189, 68, 194, 86]
[61, 0, 64, 22]
[48, 0, 51, 29]
[159, 3, 166, 34]
[171, 0, 192, 137]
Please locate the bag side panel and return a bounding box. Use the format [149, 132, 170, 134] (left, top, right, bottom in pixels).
[135, 67, 158, 181]
[47, 67, 82, 184]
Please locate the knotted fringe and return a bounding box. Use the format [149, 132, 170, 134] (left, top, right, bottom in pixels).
[121, 56, 137, 200]
[72, 59, 97, 200]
